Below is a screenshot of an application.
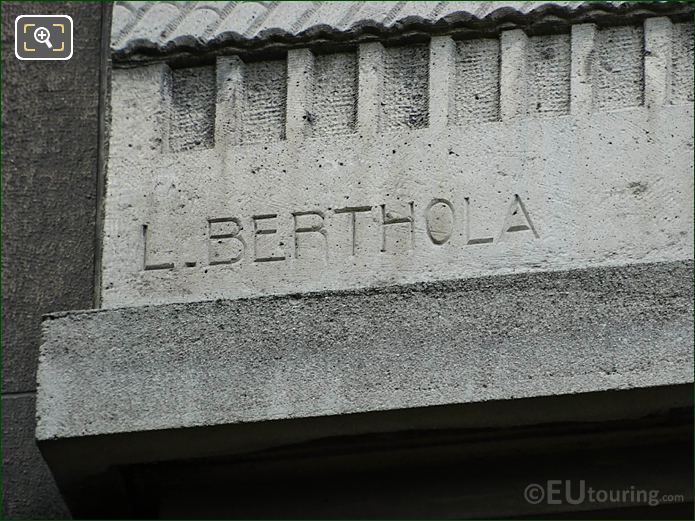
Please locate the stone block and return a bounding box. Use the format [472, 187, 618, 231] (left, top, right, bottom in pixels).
[38, 261, 693, 441]
[102, 18, 695, 307]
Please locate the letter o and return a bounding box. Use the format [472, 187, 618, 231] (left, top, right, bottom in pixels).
[425, 198, 454, 245]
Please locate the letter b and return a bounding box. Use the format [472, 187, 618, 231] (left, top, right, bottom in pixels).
[208, 217, 245, 265]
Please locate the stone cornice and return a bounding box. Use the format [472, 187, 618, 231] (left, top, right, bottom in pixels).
[112, 1, 693, 62]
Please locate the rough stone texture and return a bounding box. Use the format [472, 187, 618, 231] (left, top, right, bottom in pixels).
[241, 58, 287, 144]
[526, 33, 571, 117]
[453, 37, 500, 125]
[311, 51, 358, 137]
[2, 2, 102, 392]
[381, 44, 430, 130]
[671, 22, 694, 104]
[109, 1, 692, 58]
[2, 395, 70, 518]
[38, 261, 693, 440]
[169, 65, 216, 151]
[594, 25, 645, 111]
[2, 2, 106, 517]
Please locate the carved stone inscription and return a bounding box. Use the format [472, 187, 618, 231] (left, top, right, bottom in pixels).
[103, 23, 693, 307]
[143, 195, 538, 271]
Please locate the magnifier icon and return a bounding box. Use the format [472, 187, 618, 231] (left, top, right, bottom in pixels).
[33, 26, 52, 49]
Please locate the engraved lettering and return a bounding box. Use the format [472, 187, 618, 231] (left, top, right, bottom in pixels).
[142, 193, 541, 271]
[425, 198, 454, 245]
[498, 194, 539, 241]
[381, 202, 414, 252]
[293, 210, 327, 260]
[208, 217, 245, 265]
[334, 206, 372, 256]
[464, 197, 494, 245]
[142, 224, 174, 270]
[253, 214, 286, 262]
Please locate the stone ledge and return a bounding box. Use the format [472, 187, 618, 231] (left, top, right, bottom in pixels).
[37, 260, 693, 441]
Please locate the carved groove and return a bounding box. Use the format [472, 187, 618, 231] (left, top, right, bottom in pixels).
[311, 51, 358, 137]
[453, 37, 500, 125]
[382, 44, 430, 131]
[526, 33, 571, 117]
[241, 58, 288, 144]
[169, 65, 215, 151]
[594, 25, 645, 111]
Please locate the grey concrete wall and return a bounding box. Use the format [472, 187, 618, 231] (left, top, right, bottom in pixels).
[1, 3, 107, 518]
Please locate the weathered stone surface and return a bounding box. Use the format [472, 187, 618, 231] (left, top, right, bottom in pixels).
[2, 2, 106, 518]
[102, 19, 693, 307]
[2, 2, 104, 392]
[2, 395, 70, 519]
[169, 66, 216, 152]
[110, 1, 692, 57]
[671, 22, 695, 104]
[38, 260, 693, 441]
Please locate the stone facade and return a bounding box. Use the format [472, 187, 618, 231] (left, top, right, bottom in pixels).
[5, 1, 693, 518]
[100, 3, 694, 307]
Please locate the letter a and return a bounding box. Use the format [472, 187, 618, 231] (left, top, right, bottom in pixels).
[497, 194, 539, 241]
